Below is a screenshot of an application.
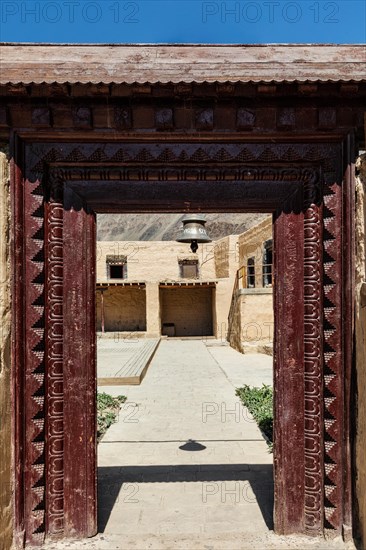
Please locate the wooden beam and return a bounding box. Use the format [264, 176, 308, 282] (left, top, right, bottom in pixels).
[1, 45, 365, 84]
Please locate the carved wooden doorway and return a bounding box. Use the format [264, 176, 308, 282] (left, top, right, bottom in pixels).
[12, 136, 354, 546]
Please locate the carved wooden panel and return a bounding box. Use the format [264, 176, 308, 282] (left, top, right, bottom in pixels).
[1, 80, 366, 147]
[45, 192, 64, 535]
[12, 136, 352, 545]
[303, 180, 323, 534]
[24, 178, 46, 545]
[322, 180, 343, 533]
[28, 142, 338, 173]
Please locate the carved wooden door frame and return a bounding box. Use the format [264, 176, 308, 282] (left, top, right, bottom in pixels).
[11, 134, 355, 546]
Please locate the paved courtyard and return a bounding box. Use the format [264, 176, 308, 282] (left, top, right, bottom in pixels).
[98, 340, 273, 539]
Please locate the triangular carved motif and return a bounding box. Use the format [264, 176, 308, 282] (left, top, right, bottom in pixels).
[324, 374, 336, 386]
[33, 498, 45, 511]
[32, 204, 44, 219]
[32, 428, 46, 444]
[32, 249, 45, 263]
[64, 148, 88, 163]
[110, 149, 132, 162]
[323, 316, 336, 331]
[324, 441, 337, 453]
[281, 147, 301, 162]
[324, 484, 337, 498]
[32, 313, 45, 329]
[157, 148, 177, 163]
[323, 184, 336, 197]
[32, 226, 44, 241]
[213, 148, 233, 162]
[304, 147, 323, 162]
[31, 468, 45, 484]
[31, 149, 62, 172]
[32, 359, 45, 375]
[134, 148, 156, 162]
[31, 183, 44, 197]
[258, 148, 278, 162]
[177, 150, 189, 162]
[190, 147, 210, 162]
[235, 148, 256, 162]
[88, 148, 109, 162]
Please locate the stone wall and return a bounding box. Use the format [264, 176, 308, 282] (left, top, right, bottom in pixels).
[96, 240, 217, 282]
[0, 151, 12, 550]
[214, 235, 231, 278]
[146, 282, 161, 337]
[227, 289, 243, 353]
[214, 235, 240, 340]
[355, 153, 366, 547]
[228, 289, 273, 353]
[239, 289, 274, 343]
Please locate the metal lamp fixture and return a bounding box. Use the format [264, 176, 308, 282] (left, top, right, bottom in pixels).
[176, 214, 212, 253]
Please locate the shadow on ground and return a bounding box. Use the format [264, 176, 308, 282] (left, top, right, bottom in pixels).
[98, 463, 274, 532]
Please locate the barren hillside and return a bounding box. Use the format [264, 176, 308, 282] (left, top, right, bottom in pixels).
[97, 213, 269, 241]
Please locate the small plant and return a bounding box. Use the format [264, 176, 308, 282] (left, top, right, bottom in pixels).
[236, 384, 273, 450]
[97, 392, 126, 441]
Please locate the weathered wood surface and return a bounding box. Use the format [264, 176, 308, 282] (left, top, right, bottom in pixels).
[63, 187, 97, 537]
[273, 204, 306, 535]
[0, 44, 365, 84]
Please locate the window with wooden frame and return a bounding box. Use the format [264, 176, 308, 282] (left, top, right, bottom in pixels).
[179, 259, 199, 279]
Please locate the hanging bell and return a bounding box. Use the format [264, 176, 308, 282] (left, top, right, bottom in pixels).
[176, 214, 212, 253]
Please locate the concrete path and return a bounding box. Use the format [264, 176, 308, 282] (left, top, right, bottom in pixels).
[98, 340, 273, 538]
[206, 341, 273, 388]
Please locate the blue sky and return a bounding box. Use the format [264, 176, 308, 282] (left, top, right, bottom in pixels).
[0, 0, 365, 43]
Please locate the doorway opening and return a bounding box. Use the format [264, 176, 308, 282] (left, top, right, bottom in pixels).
[95, 212, 274, 541]
[160, 285, 214, 337]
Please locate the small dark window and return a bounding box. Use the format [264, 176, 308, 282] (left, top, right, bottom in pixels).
[247, 257, 255, 288]
[106, 254, 127, 279]
[109, 264, 124, 279]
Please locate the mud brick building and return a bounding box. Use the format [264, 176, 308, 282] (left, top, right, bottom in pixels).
[95, 236, 238, 338]
[228, 216, 274, 352]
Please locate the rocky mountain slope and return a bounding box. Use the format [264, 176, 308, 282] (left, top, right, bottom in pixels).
[97, 213, 269, 241]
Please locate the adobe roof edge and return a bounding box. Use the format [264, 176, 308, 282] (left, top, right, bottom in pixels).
[1, 44, 365, 85]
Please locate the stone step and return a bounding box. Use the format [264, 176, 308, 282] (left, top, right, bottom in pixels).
[98, 338, 160, 386]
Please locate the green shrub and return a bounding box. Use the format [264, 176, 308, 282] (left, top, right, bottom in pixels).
[236, 384, 273, 449]
[97, 392, 126, 441]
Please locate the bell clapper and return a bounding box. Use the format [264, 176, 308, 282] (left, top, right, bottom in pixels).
[190, 240, 198, 253]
